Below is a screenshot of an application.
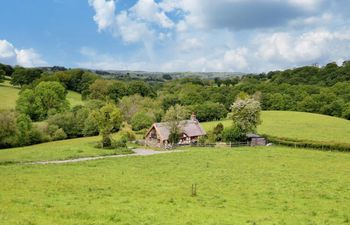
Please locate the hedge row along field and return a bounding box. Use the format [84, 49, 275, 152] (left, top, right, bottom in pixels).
[202, 111, 350, 149]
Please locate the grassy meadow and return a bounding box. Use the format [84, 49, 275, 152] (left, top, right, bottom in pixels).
[202, 111, 350, 144]
[1, 146, 350, 224]
[0, 82, 84, 110]
[0, 135, 132, 164]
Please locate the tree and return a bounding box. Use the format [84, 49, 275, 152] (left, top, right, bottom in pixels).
[16, 81, 69, 120]
[131, 111, 154, 131]
[0, 69, 5, 83]
[230, 93, 261, 134]
[11, 67, 42, 87]
[0, 110, 18, 148]
[92, 103, 123, 148]
[16, 114, 33, 146]
[162, 105, 189, 145]
[191, 102, 228, 122]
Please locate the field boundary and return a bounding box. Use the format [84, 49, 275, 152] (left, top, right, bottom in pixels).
[264, 134, 350, 152]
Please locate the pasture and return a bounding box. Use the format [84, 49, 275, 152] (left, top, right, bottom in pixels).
[0, 136, 132, 164]
[1, 146, 350, 224]
[0, 82, 84, 110]
[202, 111, 350, 144]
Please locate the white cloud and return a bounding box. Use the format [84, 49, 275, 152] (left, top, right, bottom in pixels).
[255, 29, 350, 66]
[88, 0, 116, 32]
[131, 0, 174, 28]
[0, 39, 47, 67]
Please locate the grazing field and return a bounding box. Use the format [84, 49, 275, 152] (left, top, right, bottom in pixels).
[0, 82, 20, 110]
[0, 136, 132, 164]
[0, 83, 84, 110]
[202, 111, 350, 144]
[1, 146, 350, 224]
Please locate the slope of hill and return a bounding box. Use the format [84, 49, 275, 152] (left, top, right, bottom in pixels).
[0, 82, 84, 110]
[202, 111, 350, 144]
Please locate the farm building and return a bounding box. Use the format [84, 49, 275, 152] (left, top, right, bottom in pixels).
[246, 133, 267, 146]
[145, 113, 206, 148]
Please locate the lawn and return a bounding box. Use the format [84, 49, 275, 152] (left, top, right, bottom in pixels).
[202, 111, 350, 144]
[0, 146, 349, 224]
[0, 82, 84, 110]
[0, 135, 132, 164]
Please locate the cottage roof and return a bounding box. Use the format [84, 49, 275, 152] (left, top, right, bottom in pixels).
[151, 120, 206, 141]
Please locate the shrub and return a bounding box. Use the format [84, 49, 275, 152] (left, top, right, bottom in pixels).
[112, 135, 128, 149]
[83, 114, 99, 136]
[222, 125, 245, 142]
[120, 123, 136, 141]
[52, 128, 67, 141]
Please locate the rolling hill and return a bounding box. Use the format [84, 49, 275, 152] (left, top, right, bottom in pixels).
[202, 111, 350, 144]
[0, 81, 84, 110]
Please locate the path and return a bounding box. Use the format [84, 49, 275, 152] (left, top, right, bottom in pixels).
[26, 148, 184, 165]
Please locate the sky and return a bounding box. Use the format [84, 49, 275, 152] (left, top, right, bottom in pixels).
[0, 0, 350, 73]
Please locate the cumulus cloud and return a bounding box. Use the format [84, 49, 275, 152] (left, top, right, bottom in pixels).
[87, 0, 350, 72]
[0, 40, 47, 67]
[88, 0, 116, 31]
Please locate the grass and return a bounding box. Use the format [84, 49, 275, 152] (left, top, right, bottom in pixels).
[202, 111, 350, 144]
[0, 82, 84, 110]
[0, 81, 20, 110]
[0, 146, 350, 224]
[0, 135, 133, 164]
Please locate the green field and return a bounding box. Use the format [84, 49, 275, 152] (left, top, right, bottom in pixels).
[0, 136, 132, 164]
[202, 111, 350, 144]
[1, 146, 349, 224]
[0, 82, 84, 110]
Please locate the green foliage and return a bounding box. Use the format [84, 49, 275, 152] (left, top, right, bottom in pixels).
[213, 122, 224, 141]
[163, 105, 189, 145]
[16, 81, 69, 120]
[92, 103, 123, 148]
[131, 111, 154, 131]
[222, 124, 245, 142]
[119, 123, 136, 141]
[0, 110, 18, 148]
[16, 114, 32, 146]
[230, 93, 261, 133]
[10, 66, 43, 87]
[52, 128, 67, 141]
[190, 101, 227, 122]
[0, 69, 5, 83]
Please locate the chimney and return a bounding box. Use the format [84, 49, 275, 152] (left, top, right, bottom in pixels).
[191, 112, 197, 122]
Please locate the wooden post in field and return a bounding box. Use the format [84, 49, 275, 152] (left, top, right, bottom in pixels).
[191, 184, 197, 197]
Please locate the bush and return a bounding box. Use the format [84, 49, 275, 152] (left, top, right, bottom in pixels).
[52, 128, 67, 141]
[83, 114, 99, 136]
[120, 123, 136, 141]
[112, 135, 128, 149]
[222, 125, 245, 142]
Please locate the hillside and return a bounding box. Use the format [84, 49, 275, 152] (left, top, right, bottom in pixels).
[202, 111, 350, 144]
[0, 82, 84, 110]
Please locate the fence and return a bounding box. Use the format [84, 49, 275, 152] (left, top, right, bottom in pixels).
[190, 142, 250, 148]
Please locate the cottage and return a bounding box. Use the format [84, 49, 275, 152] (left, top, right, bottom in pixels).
[145, 113, 206, 148]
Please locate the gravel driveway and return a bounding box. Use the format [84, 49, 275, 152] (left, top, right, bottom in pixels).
[26, 148, 184, 165]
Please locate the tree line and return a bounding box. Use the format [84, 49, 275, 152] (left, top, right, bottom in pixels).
[0, 60, 349, 148]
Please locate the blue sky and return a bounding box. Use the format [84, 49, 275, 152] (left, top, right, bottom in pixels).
[1, 0, 350, 72]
